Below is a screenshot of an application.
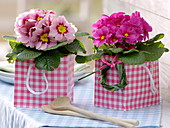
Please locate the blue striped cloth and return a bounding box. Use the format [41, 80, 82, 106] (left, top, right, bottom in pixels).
[0, 75, 161, 128]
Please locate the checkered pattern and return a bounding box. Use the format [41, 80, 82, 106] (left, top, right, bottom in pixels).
[14, 55, 74, 108]
[94, 55, 160, 111]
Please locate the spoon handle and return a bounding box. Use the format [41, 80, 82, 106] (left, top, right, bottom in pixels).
[68, 105, 136, 128]
[108, 117, 139, 126]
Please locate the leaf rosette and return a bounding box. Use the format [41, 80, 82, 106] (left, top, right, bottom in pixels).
[3, 33, 88, 71]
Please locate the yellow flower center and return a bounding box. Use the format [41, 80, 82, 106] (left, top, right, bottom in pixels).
[100, 35, 105, 40]
[124, 33, 129, 37]
[40, 33, 49, 42]
[37, 17, 43, 21]
[24, 20, 28, 24]
[113, 38, 117, 41]
[57, 25, 67, 34]
[116, 24, 120, 27]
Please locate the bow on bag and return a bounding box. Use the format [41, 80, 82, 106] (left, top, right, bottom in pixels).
[99, 55, 128, 92]
[100, 57, 122, 69]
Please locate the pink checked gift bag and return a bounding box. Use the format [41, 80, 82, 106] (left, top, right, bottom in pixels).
[94, 55, 160, 111]
[14, 55, 74, 108]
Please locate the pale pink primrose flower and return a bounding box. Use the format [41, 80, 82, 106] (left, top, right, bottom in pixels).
[30, 26, 57, 50]
[14, 8, 55, 37]
[29, 18, 57, 50]
[50, 16, 77, 43]
[14, 11, 35, 36]
[29, 9, 56, 16]
[14, 9, 57, 50]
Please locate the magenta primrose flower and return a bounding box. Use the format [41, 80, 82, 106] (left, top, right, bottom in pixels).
[14, 9, 77, 50]
[92, 11, 152, 48]
[92, 26, 111, 46]
[116, 25, 139, 44]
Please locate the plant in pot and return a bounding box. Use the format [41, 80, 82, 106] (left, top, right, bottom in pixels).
[3, 9, 89, 108]
[76, 11, 169, 110]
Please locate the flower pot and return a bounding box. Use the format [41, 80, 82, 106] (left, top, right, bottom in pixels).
[14, 55, 74, 108]
[94, 55, 160, 111]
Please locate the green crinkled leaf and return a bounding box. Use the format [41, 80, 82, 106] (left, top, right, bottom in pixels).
[164, 48, 169, 52]
[138, 41, 167, 61]
[158, 43, 164, 48]
[109, 48, 123, 53]
[118, 52, 146, 65]
[34, 50, 60, 71]
[17, 48, 43, 61]
[145, 33, 164, 45]
[43, 42, 68, 51]
[123, 49, 139, 54]
[9, 41, 16, 50]
[9, 41, 21, 49]
[3, 36, 22, 50]
[75, 32, 90, 37]
[75, 52, 103, 63]
[3, 35, 18, 42]
[88, 36, 95, 40]
[119, 41, 168, 64]
[150, 33, 164, 41]
[6, 44, 26, 63]
[6, 53, 16, 59]
[97, 46, 107, 51]
[57, 47, 71, 56]
[65, 39, 86, 54]
[99, 47, 123, 54]
[13, 43, 25, 54]
[6, 53, 17, 63]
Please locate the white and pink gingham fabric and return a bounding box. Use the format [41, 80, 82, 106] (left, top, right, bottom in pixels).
[94, 55, 160, 111]
[14, 55, 74, 108]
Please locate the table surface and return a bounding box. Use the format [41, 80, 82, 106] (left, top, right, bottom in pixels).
[0, 75, 162, 128]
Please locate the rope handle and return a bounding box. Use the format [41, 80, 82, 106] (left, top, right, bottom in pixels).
[140, 64, 158, 94]
[25, 63, 49, 95]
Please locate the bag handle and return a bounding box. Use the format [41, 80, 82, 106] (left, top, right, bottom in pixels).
[140, 64, 158, 94]
[25, 63, 49, 95]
